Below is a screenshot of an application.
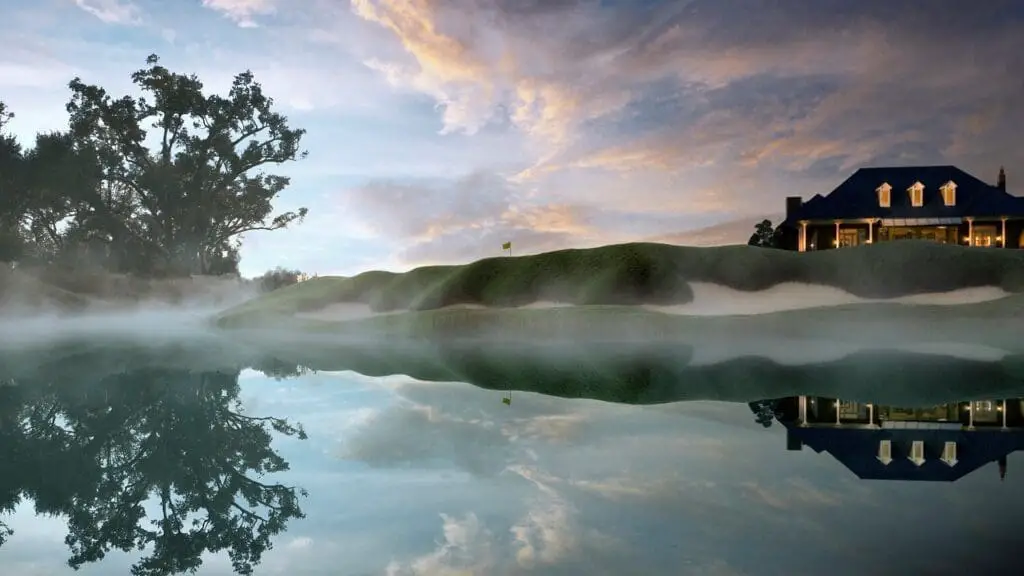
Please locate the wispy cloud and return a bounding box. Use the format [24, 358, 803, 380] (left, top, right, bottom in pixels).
[72, 0, 142, 25]
[201, 0, 277, 28]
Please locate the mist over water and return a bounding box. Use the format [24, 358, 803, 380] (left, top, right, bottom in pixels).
[1, 336, 1023, 575]
[0, 305, 229, 350]
[3, 280, 1023, 365]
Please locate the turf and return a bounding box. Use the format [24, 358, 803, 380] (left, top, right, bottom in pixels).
[215, 240, 1024, 329]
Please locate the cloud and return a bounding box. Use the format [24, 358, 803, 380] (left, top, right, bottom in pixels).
[340, 377, 883, 575]
[336, 169, 744, 266]
[648, 213, 784, 247]
[384, 513, 497, 575]
[351, 0, 1024, 196]
[72, 0, 142, 24]
[201, 0, 278, 27]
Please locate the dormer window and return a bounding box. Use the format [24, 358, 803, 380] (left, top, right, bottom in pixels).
[940, 180, 957, 206]
[908, 181, 924, 207]
[876, 182, 892, 207]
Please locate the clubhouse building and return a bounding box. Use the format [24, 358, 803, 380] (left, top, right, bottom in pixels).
[775, 396, 1024, 482]
[779, 166, 1024, 251]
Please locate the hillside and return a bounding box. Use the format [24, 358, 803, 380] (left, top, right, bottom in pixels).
[215, 240, 1024, 329]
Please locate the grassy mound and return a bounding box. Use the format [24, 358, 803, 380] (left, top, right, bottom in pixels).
[270, 344, 1024, 406]
[220, 237, 1024, 327]
[216, 241, 1024, 328]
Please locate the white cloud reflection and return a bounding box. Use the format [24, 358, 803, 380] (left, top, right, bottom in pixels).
[2, 369, 1024, 574]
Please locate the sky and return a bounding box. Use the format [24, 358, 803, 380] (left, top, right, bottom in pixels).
[3, 368, 1024, 575]
[1, 0, 1022, 277]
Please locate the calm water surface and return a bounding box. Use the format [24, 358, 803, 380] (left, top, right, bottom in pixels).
[1, 339, 1022, 575]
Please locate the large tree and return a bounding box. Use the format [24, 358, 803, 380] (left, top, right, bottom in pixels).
[64, 54, 308, 276]
[0, 102, 26, 261]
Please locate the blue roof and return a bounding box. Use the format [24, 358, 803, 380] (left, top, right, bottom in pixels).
[785, 424, 1024, 482]
[785, 165, 1024, 224]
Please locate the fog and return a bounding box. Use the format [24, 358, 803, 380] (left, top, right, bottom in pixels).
[0, 269, 262, 349]
[1, 280, 1022, 371]
[0, 305, 227, 348]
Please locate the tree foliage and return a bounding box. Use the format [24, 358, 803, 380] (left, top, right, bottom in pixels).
[748, 399, 783, 428]
[0, 356, 308, 576]
[257, 266, 304, 293]
[747, 219, 781, 248]
[0, 54, 307, 277]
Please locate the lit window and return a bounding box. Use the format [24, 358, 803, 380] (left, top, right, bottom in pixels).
[876, 182, 892, 207]
[908, 181, 924, 207]
[877, 439, 892, 464]
[910, 440, 925, 465]
[940, 180, 957, 206]
[941, 441, 957, 466]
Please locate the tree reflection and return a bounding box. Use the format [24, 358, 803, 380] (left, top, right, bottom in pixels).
[0, 364, 307, 575]
[748, 399, 783, 428]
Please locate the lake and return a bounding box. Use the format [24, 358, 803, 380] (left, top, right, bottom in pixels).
[1, 336, 1022, 575]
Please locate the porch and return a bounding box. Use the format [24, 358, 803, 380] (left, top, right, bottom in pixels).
[792, 396, 1024, 430]
[796, 217, 1024, 251]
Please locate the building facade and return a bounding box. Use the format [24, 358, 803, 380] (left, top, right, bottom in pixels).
[773, 396, 1024, 482]
[779, 166, 1024, 251]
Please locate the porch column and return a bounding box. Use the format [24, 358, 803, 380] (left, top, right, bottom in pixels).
[1001, 217, 1008, 248]
[968, 402, 975, 431]
[835, 399, 841, 425]
[1002, 399, 1009, 430]
[868, 403, 875, 427]
[798, 395, 808, 427]
[834, 221, 840, 247]
[799, 221, 808, 252]
[967, 217, 974, 245]
[867, 220, 874, 244]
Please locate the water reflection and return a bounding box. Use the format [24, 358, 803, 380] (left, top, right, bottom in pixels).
[0, 355, 307, 575]
[760, 396, 1024, 482]
[2, 341, 1024, 574]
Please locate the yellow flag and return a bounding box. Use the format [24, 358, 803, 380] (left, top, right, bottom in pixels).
[501, 241, 512, 250]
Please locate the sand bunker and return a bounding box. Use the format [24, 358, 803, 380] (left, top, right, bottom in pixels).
[687, 339, 1009, 366]
[644, 282, 1010, 316]
[295, 301, 570, 322]
[294, 303, 399, 322]
[294, 284, 1009, 323]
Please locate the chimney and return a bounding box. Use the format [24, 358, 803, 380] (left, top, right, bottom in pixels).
[785, 429, 802, 451]
[997, 166, 1006, 192]
[785, 196, 803, 222]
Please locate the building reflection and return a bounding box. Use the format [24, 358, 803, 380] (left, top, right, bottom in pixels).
[771, 396, 1024, 482]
